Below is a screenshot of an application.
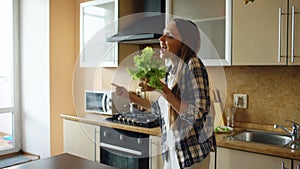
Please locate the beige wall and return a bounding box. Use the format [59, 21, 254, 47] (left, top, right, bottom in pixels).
[49, 0, 300, 156]
[50, 0, 81, 155]
[49, 0, 141, 155]
[224, 66, 300, 127]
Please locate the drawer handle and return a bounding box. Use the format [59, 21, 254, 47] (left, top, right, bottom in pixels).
[281, 162, 285, 169]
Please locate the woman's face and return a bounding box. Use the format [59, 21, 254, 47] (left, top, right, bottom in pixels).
[159, 21, 183, 60]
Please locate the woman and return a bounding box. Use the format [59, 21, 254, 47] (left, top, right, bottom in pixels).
[112, 18, 215, 169]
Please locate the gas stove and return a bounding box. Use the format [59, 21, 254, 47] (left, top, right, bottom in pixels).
[106, 111, 160, 128]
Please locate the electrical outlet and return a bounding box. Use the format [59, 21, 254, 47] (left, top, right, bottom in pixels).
[234, 94, 248, 108]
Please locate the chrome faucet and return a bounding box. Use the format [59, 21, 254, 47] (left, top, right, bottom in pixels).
[274, 120, 300, 149]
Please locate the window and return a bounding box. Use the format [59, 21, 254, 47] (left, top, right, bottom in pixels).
[0, 0, 21, 155]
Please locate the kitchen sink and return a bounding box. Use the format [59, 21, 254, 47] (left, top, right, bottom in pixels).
[226, 129, 293, 148]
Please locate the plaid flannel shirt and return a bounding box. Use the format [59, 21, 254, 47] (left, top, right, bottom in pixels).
[151, 57, 216, 169]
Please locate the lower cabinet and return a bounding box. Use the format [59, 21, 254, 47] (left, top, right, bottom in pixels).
[210, 152, 216, 169]
[294, 160, 300, 169]
[63, 119, 100, 162]
[149, 135, 215, 169]
[63, 119, 216, 169]
[149, 135, 164, 169]
[216, 147, 292, 169]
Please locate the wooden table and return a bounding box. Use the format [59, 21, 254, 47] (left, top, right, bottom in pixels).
[6, 153, 116, 169]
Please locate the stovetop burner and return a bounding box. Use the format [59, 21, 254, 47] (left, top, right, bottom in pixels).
[106, 111, 160, 128]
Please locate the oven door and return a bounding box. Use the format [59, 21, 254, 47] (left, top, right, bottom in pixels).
[100, 126, 149, 169]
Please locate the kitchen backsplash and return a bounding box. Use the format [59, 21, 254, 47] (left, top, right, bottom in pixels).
[222, 66, 300, 126]
[78, 65, 300, 127]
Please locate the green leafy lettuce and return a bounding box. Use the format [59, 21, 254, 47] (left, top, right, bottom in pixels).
[127, 47, 167, 90]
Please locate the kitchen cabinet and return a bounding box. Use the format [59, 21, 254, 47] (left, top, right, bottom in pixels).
[216, 147, 292, 169]
[294, 160, 300, 169]
[232, 0, 300, 65]
[149, 135, 215, 169]
[79, 0, 118, 67]
[166, 0, 232, 66]
[210, 152, 216, 169]
[63, 119, 100, 162]
[149, 135, 164, 169]
[63, 118, 164, 168]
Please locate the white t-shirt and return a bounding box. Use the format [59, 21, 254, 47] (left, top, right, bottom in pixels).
[158, 72, 180, 169]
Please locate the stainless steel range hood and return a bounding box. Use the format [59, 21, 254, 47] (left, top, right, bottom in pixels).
[107, 14, 165, 44]
[107, 0, 165, 44]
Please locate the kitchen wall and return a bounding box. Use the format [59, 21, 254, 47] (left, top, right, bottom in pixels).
[75, 64, 300, 128]
[71, 12, 300, 126]
[59, 0, 300, 157]
[224, 66, 300, 127]
[49, 0, 80, 156]
[21, 0, 83, 157]
[20, 0, 51, 158]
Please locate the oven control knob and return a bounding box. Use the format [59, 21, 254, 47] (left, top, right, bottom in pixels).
[120, 135, 124, 140]
[117, 116, 122, 121]
[127, 118, 132, 123]
[122, 118, 126, 122]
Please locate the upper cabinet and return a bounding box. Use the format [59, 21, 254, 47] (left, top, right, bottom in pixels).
[80, 0, 118, 67]
[232, 0, 300, 65]
[167, 0, 232, 66]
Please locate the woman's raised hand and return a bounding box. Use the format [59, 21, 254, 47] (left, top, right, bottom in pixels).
[111, 83, 129, 99]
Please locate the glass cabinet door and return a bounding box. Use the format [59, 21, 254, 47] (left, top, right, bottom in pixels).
[80, 0, 118, 67]
[166, 0, 232, 66]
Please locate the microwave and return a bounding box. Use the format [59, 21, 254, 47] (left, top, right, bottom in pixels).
[85, 90, 116, 115]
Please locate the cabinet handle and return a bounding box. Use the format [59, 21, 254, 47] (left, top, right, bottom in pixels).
[291, 5, 295, 63]
[149, 138, 153, 169]
[94, 128, 97, 162]
[137, 138, 141, 144]
[94, 128, 100, 162]
[278, 7, 283, 63]
[281, 162, 285, 169]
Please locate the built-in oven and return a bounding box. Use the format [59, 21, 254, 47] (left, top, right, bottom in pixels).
[100, 126, 150, 169]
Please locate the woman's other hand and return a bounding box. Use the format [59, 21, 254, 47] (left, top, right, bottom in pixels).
[138, 78, 167, 92]
[138, 78, 155, 91]
[111, 83, 152, 111]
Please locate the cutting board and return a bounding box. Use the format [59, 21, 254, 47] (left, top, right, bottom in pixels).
[213, 103, 224, 128]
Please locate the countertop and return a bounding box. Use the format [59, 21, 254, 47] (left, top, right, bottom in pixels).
[61, 113, 161, 136]
[215, 128, 300, 161]
[61, 113, 300, 160]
